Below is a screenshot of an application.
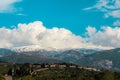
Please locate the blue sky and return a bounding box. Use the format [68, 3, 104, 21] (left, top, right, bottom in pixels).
[0, 0, 120, 49]
[0, 0, 116, 35]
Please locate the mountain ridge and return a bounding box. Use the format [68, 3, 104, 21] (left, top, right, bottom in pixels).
[1, 47, 120, 71]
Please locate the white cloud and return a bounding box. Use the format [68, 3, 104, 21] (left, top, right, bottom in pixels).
[0, 21, 86, 50]
[84, 0, 120, 48]
[86, 26, 120, 48]
[0, 0, 21, 13]
[16, 13, 26, 16]
[84, 0, 109, 11]
[84, 0, 120, 18]
[105, 10, 120, 18]
[1, 21, 119, 50]
[86, 26, 97, 36]
[113, 20, 120, 26]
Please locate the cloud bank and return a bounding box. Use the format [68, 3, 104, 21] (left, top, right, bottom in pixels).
[0, 0, 21, 13]
[0, 21, 86, 49]
[0, 21, 119, 50]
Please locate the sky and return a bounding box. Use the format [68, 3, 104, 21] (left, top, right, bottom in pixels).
[0, 0, 120, 50]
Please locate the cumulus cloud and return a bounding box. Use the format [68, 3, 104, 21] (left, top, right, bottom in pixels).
[84, 0, 120, 18]
[0, 21, 119, 50]
[86, 26, 97, 36]
[0, 21, 86, 50]
[0, 0, 21, 13]
[86, 26, 120, 48]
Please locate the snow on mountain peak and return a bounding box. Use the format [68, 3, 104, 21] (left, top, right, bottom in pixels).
[10, 45, 61, 52]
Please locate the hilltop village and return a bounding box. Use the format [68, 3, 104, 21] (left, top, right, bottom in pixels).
[0, 62, 120, 80]
[1, 62, 101, 80]
[7, 63, 99, 76]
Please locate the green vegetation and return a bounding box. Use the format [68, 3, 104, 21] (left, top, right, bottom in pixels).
[17, 75, 35, 80]
[0, 62, 12, 74]
[0, 74, 4, 80]
[1, 62, 120, 80]
[15, 68, 120, 80]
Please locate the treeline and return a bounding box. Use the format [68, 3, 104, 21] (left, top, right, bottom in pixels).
[8, 63, 31, 77]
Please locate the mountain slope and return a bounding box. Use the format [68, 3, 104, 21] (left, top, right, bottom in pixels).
[54, 50, 84, 63]
[0, 53, 62, 64]
[53, 48, 120, 70]
[54, 49, 99, 64]
[1, 47, 120, 70]
[0, 48, 62, 64]
[77, 48, 120, 70]
[0, 48, 16, 57]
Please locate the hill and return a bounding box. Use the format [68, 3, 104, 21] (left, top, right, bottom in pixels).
[16, 67, 120, 80]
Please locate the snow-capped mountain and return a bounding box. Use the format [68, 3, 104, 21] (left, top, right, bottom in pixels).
[10, 45, 100, 54]
[0, 46, 99, 64]
[9, 45, 100, 58]
[1, 46, 120, 71]
[0, 47, 63, 64]
[10, 45, 61, 52]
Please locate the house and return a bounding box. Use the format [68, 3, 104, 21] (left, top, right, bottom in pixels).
[58, 64, 66, 69]
[69, 64, 76, 68]
[33, 64, 41, 69]
[50, 64, 57, 68]
[84, 67, 93, 71]
[79, 66, 100, 71]
[45, 64, 49, 68]
[69, 65, 76, 68]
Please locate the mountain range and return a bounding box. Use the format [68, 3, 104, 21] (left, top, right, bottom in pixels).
[0, 46, 120, 71]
